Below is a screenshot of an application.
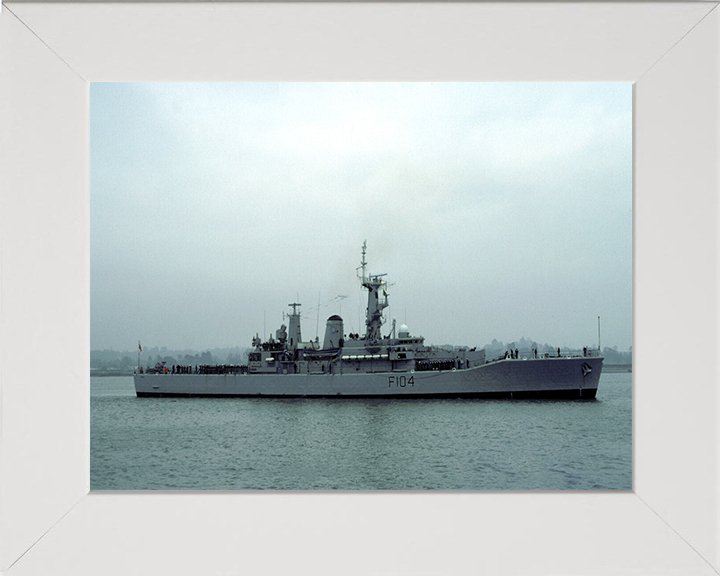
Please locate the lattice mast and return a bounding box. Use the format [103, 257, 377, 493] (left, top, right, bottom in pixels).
[359, 241, 389, 343]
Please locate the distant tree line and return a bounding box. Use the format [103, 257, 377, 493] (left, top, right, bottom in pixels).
[598, 346, 632, 365]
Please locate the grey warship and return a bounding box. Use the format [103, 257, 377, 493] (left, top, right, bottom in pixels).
[134, 242, 603, 399]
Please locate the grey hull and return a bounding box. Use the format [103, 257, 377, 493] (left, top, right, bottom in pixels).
[134, 356, 602, 399]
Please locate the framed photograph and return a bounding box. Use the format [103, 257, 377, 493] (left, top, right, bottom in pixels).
[89, 80, 631, 493]
[1, 2, 718, 575]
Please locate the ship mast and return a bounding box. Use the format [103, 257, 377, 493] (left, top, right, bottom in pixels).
[359, 241, 389, 344]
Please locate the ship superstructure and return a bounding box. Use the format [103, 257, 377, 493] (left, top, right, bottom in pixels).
[242, 242, 485, 377]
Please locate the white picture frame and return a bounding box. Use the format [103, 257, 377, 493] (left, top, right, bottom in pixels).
[1, 2, 718, 574]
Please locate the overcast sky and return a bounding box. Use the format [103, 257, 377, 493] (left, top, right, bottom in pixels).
[90, 82, 632, 353]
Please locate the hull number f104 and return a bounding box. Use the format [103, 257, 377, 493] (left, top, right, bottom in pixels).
[389, 375, 414, 388]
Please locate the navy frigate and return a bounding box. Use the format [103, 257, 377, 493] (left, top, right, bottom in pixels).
[134, 242, 603, 399]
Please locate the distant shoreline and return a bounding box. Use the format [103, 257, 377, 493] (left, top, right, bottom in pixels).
[602, 364, 632, 373]
[91, 370, 135, 377]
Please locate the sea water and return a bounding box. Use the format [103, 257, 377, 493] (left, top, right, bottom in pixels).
[90, 372, 632, 490]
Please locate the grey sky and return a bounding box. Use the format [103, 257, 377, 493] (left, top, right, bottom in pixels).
[90, 82, 631, 353]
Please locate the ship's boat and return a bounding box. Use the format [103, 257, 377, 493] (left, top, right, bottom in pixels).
[134, 242, 603, 399]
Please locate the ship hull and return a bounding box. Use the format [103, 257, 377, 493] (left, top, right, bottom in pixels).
[134, 356, 602, 400]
